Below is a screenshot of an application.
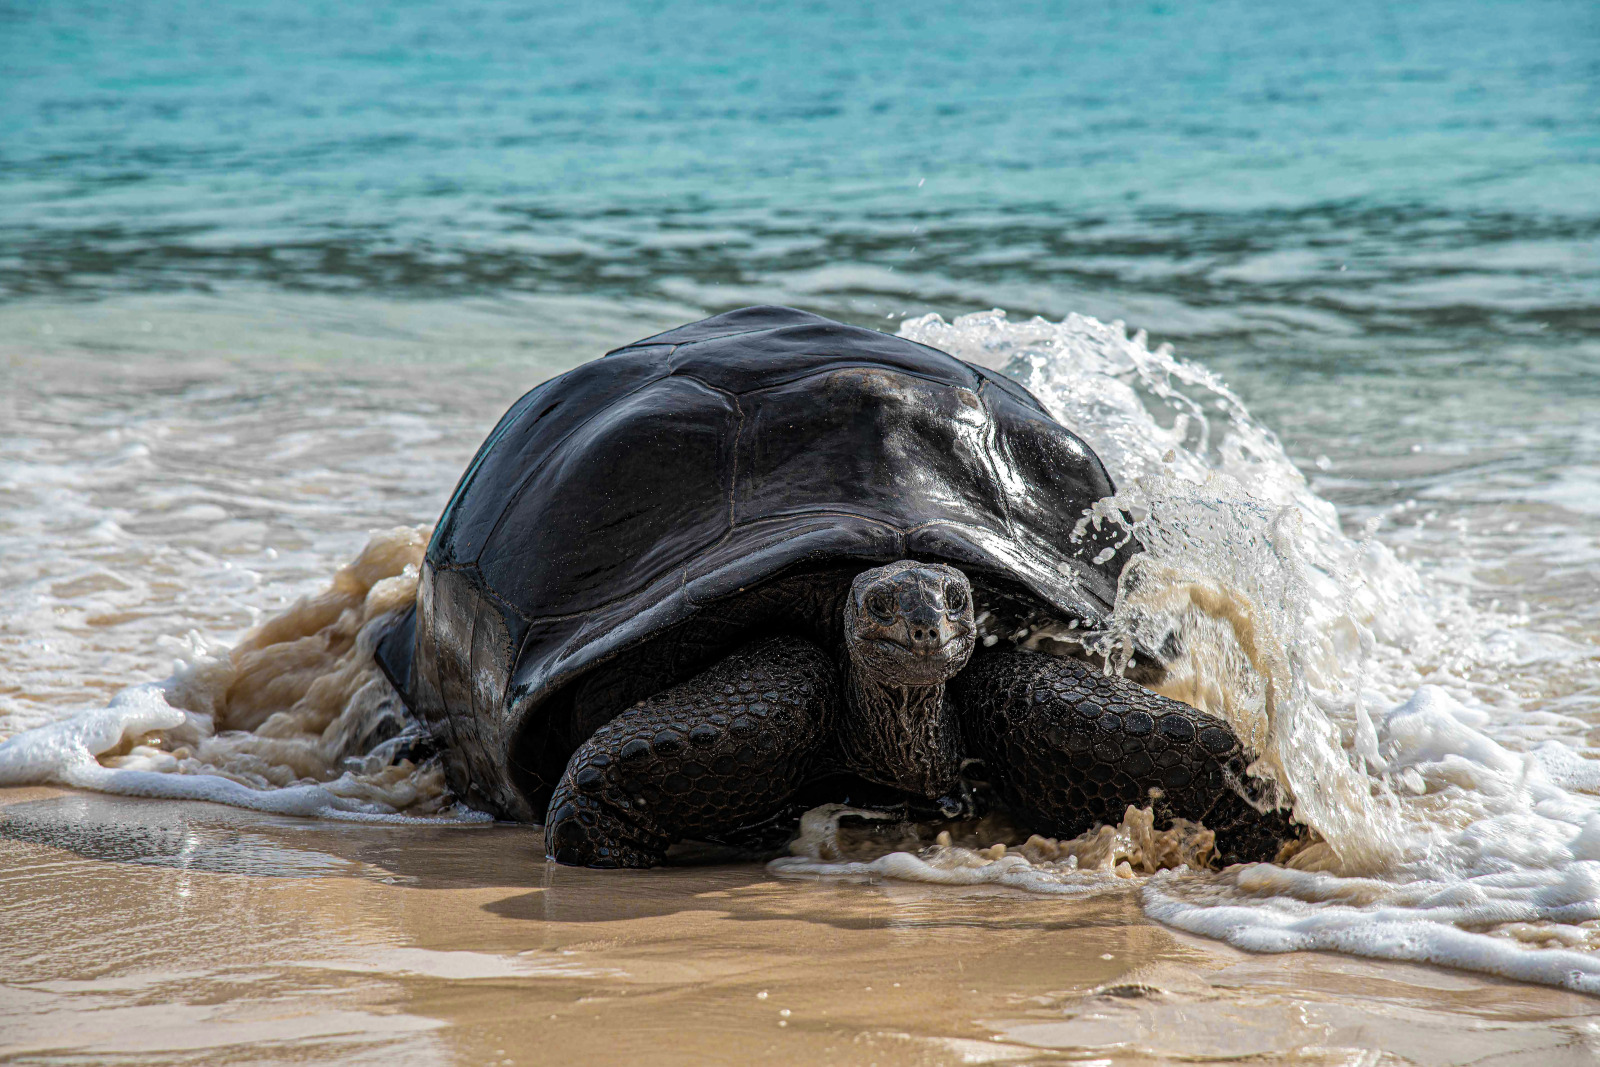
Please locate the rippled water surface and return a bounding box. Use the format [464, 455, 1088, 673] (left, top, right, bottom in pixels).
[3, 0, 1599, 1062]
[4, 0, 1597, 347]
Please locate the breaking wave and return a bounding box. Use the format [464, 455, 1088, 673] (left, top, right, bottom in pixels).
[775, 310, 1600, 994]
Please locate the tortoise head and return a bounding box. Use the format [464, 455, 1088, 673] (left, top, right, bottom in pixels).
[844, 561, 977, 686]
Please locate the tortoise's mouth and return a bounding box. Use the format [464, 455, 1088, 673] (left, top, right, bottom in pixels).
[854, 632, 975, 686]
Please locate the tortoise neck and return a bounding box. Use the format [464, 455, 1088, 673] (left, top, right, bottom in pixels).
[838, 662, 962, 799]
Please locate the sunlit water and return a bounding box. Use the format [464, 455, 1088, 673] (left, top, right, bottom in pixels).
[3, 0, 1599, 1021]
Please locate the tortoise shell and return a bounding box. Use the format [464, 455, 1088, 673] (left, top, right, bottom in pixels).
[378, 306, 1135, 820]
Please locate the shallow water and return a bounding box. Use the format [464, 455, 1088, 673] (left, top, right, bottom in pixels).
[8, 787, 1600, 1066]
[5, 0, 1600, 1059]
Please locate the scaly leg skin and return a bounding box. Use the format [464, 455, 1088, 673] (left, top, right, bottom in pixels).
[544, 634, 839, 868]
[955, 649, 1295, 866]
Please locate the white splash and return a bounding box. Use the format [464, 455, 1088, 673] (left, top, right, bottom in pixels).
[768, 309, 1600, 994]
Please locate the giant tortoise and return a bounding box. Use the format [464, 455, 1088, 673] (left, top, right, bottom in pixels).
[375, 306, 1289, 867]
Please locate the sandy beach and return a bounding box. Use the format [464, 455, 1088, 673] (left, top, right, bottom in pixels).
[5, 785, 1598, 1066]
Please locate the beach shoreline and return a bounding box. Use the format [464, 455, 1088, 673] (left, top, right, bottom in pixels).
[5, 785, 1599, 1065]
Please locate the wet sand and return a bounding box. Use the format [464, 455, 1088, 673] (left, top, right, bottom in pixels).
[4, 786, 1597, 1066]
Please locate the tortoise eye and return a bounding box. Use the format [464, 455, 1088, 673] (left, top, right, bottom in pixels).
[866, 590, 896, 620]
[945, 584, 968, 612]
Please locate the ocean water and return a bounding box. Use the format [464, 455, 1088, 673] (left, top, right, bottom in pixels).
[4, 0, 1600, 1011]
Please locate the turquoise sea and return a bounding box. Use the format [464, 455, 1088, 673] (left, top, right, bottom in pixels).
[3, 1, 1594, 338]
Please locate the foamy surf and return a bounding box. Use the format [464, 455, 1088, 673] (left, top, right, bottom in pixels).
[0, 525, 482, 824]
[773, 802, 1222, 896]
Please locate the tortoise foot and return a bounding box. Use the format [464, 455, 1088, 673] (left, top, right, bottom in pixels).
[955, 649, 1295, 866]
[544, 792, 667, 868]
[544, 634, 839, 868]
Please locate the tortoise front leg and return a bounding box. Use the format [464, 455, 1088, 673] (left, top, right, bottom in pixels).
[954, 649, 1295, 866]
[544, 635, 839, 868]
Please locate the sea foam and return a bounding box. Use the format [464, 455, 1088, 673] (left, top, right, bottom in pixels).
[0, 526, 481, 824]
[775, 310, 1600, 994]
